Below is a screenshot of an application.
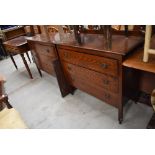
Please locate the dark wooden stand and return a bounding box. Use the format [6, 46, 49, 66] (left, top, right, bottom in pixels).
[3, 36, 42, 79]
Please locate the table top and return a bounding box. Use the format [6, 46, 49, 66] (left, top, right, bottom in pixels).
[26, 33, 144, 56]
[3, 36, 27, 47]
[123, 35, 155, 74]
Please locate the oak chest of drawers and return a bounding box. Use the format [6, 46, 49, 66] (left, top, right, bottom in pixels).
[56, 34, 143, 123]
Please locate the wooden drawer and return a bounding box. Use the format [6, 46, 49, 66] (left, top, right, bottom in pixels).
[38, 53, 56, 64]
[4, 44, 29, 53]
[38, 54, 56, 75]
[63, 63, 119, 107]
[59, 49, 118, 76]
[41, 62, 55, 75]
[35, 43, 56, 58]
[63, 62, 119, 93]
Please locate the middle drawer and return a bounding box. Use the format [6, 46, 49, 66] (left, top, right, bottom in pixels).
[59, 49, 118, 76]
[63, 62, 119, 93]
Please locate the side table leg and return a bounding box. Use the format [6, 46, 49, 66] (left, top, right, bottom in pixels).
[9, 53, 18, 70]
[20, 53, 33, 79]
[26, 51, 31, 63]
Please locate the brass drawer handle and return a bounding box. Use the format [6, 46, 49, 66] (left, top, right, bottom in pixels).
[46, 49, 50, 53]
[100, 63, 108, 69]
[71, 77, 75, 82]
[103, 79, 109, 85]
[67, 66, 72, 71]
[104, 93, 110, 99]
[64, 52, 69, 58]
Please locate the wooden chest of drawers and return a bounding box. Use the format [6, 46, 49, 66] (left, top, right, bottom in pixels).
[27, 35, 58, 76]
[26, 33, 143, 123]
[56, 34, 143, 123]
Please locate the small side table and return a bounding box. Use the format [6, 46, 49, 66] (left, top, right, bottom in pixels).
[3, 36, 42, 79]
[123, 45, 155, 129]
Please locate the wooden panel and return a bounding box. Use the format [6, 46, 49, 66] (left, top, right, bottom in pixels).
[59, 49, 118, 76]
[35, 43, 56, 58]
[63, 62, 119, 93]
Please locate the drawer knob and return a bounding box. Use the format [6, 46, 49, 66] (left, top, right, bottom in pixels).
[103, 79, 109, 85]
[67, 66, 72, 71]
[64, 53, 69, 58]
[46, 49, 50, 53]
[104, 93, 110, 99]
[100, 63, 108, 69]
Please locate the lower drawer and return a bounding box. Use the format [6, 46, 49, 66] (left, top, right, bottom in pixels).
[62, 62, 119, 107]
[70, 76, 119, 107]
[63, 62, 119, 93]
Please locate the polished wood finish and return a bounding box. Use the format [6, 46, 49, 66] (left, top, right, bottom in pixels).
[26, 34, 58, 76]
[63, 62, 118, 93]
[26, 32, 144, 123]
[59, 49, 118, 76]
[3, 36, 42, 79]
[56, 34, 143, 123]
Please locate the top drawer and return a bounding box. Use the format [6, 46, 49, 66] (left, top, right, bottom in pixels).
[59, 49, 118, 76]
[35, 43, 56, 58]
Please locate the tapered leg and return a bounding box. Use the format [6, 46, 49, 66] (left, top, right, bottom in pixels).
[26, 51, 31, 63]
[118, 105, 123, 124]
[9, 53, 18, 70]
[20, 53, 33, 79]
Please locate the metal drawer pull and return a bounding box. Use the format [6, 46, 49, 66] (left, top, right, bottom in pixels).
[67, 66, 72, 70]
[64, 53, 69, 58]
[104, 93, 110, 99]
[46, 49, 50, 53]
[100, 63, 108, 69]
[103, 79, 109, 85]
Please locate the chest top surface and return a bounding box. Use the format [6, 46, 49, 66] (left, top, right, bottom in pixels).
[26, 33, 144, 56]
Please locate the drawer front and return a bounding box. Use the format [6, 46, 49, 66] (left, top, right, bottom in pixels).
[4, 44, 29, 53]
[62, 62, 119, 107]
[63, 62, 119, 93]
[35, 43, 56, 58]
[37, 54, 56, 75]
[38, 53, 56, 64]
[59, 49, 118, 76]
[41, 62, 55, 75]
